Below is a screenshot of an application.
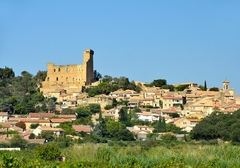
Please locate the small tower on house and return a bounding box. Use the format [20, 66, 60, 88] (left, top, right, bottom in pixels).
[222, 79, 230, 92]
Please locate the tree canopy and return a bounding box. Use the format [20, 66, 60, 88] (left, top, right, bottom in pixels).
[190, 110, 240, 143]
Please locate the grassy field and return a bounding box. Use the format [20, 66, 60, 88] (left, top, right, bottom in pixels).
[1, 141, 240, 167]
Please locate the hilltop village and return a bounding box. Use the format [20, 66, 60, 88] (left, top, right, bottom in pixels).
[0, 49, 240, 145]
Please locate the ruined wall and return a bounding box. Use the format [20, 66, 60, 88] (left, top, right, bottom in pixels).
[41, 49, 94, 92]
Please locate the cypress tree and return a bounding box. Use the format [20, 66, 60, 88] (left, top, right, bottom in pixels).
[204, 80, 207, 91]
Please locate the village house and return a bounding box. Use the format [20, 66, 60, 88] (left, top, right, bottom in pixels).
[29, 113, 55, 119]
[137, 112, 152, 122]
[0, 112, 8, 122]
[128, 99, 140, 108]
[72, 125, 92, 135]
[56, 114, 76, 121]
[150, 109, 162, 122]
[50, 118, 72, 127]
[20, 118, 51, 130]
[86, 94, 112, 108]
[33, 126, 64, 137]
[161, 95, 183, 109]
[128, 125, 154, 140]
[172, 118, 201, 132]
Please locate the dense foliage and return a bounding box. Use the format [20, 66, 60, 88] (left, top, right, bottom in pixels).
[85, 76, 142, 97]
[190, 110, 240, 143]
[1, 143, 240, 167]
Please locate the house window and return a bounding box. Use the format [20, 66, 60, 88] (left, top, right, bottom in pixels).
[58, 68, 60, 72]
[66, 77, 68, 81]
[54, 69, 56, 72]
[183, 122, 187, 124]
[66, 68, 69, 72]
[56, 77, 58, 81]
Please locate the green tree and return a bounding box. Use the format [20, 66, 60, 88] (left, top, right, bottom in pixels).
[33, 92, 44, 102]
[166, 123, 182, 134]
[93, 70, 102, 82]
[61, 108, 75, 115]
[89, 103, 101, 114]
[34, 70, 47, 84]
[0, 67, 15, 79]
[30, 123, 40, 129]
[209, 87, 219, 91]
[29, 133, 36, 139]
[161, 133, 177, 141]
[75, 106, 91, 118]
[118, 76, 130, 90]
[39, 131, 55, 141]
[104, 104, 113, 110]
[102, 75, 113, 83]
[174, 85, 188, 91]
[9, 134, 28, 149]
[204, 80, 207, 91]
[118, 107, 128, 123]
[151, 79, 167, 87]
[46, 99, 56, 112]
[57, 122, 75, 135]
[35, 143, 61, 161]
[87, 87, 99, 97]
[154, 117, 166, 133]
[160, 85, 174, 91]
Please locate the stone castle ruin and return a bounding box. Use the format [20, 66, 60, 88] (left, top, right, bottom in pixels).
[41, 49, 94, 93]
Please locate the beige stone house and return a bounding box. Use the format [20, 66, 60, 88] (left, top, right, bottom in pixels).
[0, 112, 8, 122]
[162, 96, 183, 109]
[33, 126, 64, 137]
[29, 113, 55, 119]
[72, 125, 92, 135]
[172, 118, 201, 132]
[50, 118, 72, 127]
[20, 119, 51, 129]
[128, 125, 154, 140]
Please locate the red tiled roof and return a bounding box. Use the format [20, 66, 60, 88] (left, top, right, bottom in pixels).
[163, 96, 182, 100]
[72, 125, 91, 133]
[20, 119, 50, 123]
[0, 122, 11, 128]
[161, 107, 178, 113]
[50, 119, 72, 123]
[29, 113, 55, 119]
[27, 139, 45, 144]
[0, 112, 8, 116]
[38, 126, 64, 131]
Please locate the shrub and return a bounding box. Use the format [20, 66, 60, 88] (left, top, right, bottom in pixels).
[118, 141, 127, 147]
[35, 143, 61, 161]
[95, 146, 113, 162]
[30, 123, 40, 129]
[200, 140, 208, 146]
[161, 134, 177, 141]
[107, 140, 114, 146]
[140, 139, 157, 150]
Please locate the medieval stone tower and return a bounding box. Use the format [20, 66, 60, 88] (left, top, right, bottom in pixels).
[41, 49, 94, 93]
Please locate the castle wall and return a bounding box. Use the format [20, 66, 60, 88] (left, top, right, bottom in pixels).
[41, 49, 94, 93]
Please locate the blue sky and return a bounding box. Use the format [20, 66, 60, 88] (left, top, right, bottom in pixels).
[1, 1, 240, 93]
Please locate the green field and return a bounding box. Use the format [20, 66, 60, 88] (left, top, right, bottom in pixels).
[1, 141, 240, 168]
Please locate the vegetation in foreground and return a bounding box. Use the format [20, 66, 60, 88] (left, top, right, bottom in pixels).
[1, 141, 240, 168]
